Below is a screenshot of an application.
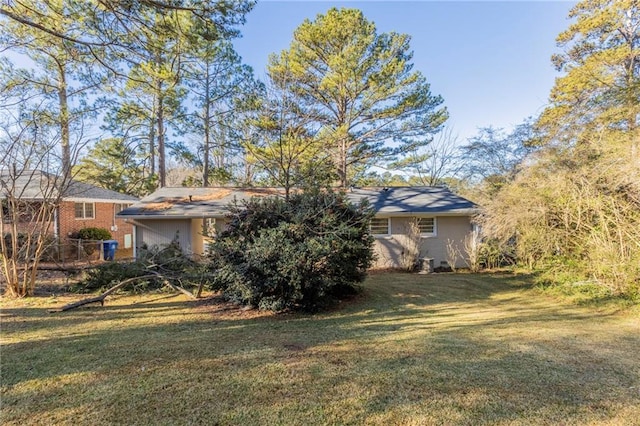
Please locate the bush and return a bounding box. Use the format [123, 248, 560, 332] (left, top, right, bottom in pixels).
[77, 227, 112, 241]
[208, 190, 375, 312]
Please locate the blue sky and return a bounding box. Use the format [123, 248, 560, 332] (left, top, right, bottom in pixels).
[234, 1, 576, 142]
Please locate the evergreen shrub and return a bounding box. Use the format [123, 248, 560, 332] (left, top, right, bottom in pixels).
[208, 190, 375, 312]
[77, 227, 112, 241]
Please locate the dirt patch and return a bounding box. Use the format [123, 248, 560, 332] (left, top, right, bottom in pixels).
[195, 294, 275, 320]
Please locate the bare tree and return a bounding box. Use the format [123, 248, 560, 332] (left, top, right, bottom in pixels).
[0, 101, 74, 296]
[391, 126, 463, 186]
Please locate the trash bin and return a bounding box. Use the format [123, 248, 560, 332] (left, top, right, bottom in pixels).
[103, 240, 118, 261]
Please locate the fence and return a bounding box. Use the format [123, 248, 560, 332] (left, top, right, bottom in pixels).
[30, 239, 132, 263]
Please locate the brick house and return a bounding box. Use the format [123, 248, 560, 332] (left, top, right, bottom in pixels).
[1, 170, 138, 259]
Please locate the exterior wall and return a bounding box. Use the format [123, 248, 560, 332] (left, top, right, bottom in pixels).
[132, 215, 472, 269]
[372, 216, 472, 269]
[191, 218, 205, 257]
[58, 201, 134, 257]
[423, 216, 473, 269]
[134, 219, 193, 255]
[133, 217, 229, 260]
[1, 201, 53, 236]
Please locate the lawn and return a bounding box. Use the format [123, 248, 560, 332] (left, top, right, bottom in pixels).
[1, 272, 639, 425]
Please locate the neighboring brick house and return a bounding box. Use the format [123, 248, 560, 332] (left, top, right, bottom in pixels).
[57, 183, 139, 258]
[1, 170, 138, 259]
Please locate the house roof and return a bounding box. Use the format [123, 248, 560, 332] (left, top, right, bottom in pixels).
[63, 180, 139, 202]
[348, 187, 477, 215]
[117, 186, 477, 219]
[0, 170, 139, 203]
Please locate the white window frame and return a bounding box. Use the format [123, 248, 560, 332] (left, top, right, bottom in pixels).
[74, 202, 95, 219]
[417, 217, 436, 237]
[370, 217, 390, 236]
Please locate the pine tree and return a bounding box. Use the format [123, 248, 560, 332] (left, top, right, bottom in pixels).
[267, 8, 448, 187]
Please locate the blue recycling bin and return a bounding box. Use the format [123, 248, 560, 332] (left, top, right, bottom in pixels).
[103, 240, 118, 261]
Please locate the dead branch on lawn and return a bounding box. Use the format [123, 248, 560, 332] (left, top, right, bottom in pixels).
[49, 271, 197, 313]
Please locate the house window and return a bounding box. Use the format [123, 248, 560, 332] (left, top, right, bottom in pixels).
[75, 202, 94, 219]
[417, 217, 436, 236]
[370, 217, 390, 235]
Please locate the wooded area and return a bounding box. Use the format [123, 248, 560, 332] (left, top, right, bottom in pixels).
[1, 0, 638, 299]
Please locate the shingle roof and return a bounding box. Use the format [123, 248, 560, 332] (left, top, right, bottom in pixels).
[0, 170, 138, 202]
[64, 180, 139, 202]
[348, 187, 477, 214]
[117, 186, 477, 219]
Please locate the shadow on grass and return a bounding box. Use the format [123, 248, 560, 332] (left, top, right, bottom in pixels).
[2, 272, 638, 424]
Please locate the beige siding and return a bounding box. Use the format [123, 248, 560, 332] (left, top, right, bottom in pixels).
[372, 216, 472, 269]
[372, 217, 413, 269]
[197, 217, 230, 256]
[191, 219, 205, 256]
[195, 217, 230, 257]
[423, 216, 473, 269]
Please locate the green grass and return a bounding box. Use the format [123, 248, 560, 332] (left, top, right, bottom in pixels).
[1, 273, 639, 425]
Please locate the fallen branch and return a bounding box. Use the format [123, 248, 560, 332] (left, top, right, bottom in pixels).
[49, 274, 157, 313]
[161, 278, 197, 300]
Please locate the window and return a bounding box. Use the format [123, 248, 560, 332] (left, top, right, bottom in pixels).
[370, 217, 390, 235]
[75, 202, 94, 219]
[417, 217, 436, 236]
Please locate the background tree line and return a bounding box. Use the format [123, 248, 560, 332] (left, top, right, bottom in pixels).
[1, 3, 448, 195]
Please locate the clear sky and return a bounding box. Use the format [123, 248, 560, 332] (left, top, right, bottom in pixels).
[233, 0, 576, 142]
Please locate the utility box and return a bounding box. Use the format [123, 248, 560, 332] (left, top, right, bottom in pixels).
[102, 240, 118, 261]
[418, 257, 434, 274]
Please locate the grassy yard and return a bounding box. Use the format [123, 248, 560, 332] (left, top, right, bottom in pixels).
[1, 272, 639, 425]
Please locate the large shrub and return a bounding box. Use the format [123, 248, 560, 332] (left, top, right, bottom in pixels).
[77, 227, 112, 241]
[209, 191, 375, 312]
[73, 227, 112, 256]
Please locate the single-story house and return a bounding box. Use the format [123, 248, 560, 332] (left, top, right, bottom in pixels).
[1, 170, 138, 259]
[117, 186, 478, 269]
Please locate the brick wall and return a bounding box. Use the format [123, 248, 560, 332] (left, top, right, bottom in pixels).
[58, 201, 134, 256]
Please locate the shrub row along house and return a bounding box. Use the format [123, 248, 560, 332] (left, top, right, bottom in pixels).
[1, 170, 138, 260]
[117, 186, 478, 270]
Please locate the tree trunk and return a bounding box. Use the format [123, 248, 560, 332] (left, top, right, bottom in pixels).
[149, 97, 156, 179]
[340, 136, 348, 188]
[203, 64, 211, 187]
[57, 61, 71, 177]
[156, 85, 166, 188]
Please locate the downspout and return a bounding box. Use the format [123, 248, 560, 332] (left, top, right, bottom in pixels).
[132, 224, 137, 259]
[54, 205, 60, 262]
[53, 205, 59, 240]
